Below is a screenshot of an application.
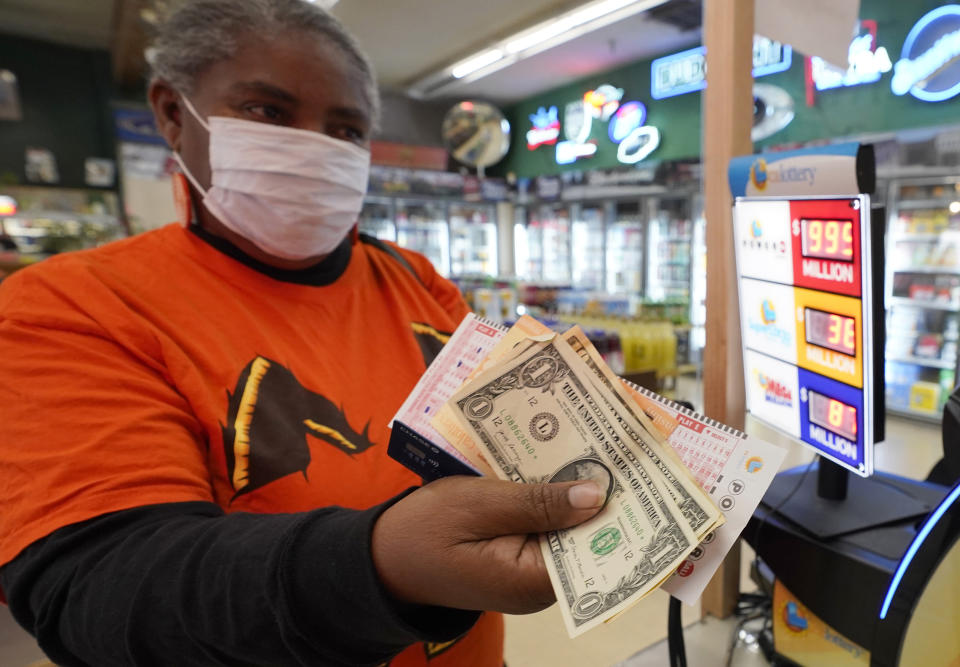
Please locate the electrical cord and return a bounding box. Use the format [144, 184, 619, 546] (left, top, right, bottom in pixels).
[749, 456, 817, 597]
[668, 596, 686, 667]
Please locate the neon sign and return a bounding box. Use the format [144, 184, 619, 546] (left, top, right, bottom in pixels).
[556, 140, 598, 165]
[0, 195, 16, 216]
[617, 126, 660, 164]
[583, 84, 624, 121]
[891, 5, 960, 102]
[808, 20, 892, 95]
[651, 35, 793, 99]
[554, 86, 658, 166]
[526, 106, 560, 150]
[608, 101, 646, 143]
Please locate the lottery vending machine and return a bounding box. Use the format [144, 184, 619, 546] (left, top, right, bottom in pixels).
[733, 195, 884, 478]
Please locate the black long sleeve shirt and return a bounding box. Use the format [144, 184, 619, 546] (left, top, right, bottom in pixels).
[1, 498, 479, 666]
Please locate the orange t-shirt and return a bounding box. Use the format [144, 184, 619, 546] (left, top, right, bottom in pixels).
[0, 224, 503, 666]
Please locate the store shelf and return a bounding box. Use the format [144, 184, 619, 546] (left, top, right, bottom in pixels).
[888, 329, 960, 342]
[891, 266, 960, 275]
[888, 297, 960, 311]
[887, 355, 956, 370]
[886, 405, 943, 423]
[897, 199, 960, 210]
[894, 232, 960, 241]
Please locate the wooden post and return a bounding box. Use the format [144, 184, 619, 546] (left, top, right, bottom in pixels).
[700, 0, 754, 620]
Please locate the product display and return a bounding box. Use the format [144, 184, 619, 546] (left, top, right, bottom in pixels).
[885, 177, 960, 418]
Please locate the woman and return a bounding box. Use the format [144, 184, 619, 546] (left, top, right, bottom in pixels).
[0, 1, 604, 666]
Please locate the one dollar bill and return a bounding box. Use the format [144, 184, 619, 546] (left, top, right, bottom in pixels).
[446, 337, 699, 636]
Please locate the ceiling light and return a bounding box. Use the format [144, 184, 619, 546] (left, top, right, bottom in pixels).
[949, 201, 960, 214]
[408, 0, 668, 98]
[451, 49, 504, 79]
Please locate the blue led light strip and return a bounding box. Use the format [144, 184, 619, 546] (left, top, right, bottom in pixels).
[879, 481, 960, 619]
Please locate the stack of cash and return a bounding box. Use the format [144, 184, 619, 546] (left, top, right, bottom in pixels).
[430, 317, 725, 637]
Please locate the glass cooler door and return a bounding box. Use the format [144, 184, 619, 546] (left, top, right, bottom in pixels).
[395, 198, 450, 276]
[885, 177, 960, 421]
[358, 196, 396, 241]
[449, 202, 497, 277]
[571, 202, 606, 291]
[606, 201, 645, 296]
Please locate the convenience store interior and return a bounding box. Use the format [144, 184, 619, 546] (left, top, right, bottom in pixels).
[2, 0, 960, 665]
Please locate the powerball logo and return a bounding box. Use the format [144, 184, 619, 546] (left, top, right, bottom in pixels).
[746, 456, 764, 473]
[757, 372, 792, 407]
[750, 158, 768, 190]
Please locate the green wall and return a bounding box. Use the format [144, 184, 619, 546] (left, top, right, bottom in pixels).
[497, 0, 960, 179]
[0, 35, 116, 189]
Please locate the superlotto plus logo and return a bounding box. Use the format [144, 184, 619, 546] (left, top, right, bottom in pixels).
[760, 299, 777, 324]
[757, 372, 793, 407]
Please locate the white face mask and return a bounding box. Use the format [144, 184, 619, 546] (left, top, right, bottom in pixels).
[175, 96, 371, 260]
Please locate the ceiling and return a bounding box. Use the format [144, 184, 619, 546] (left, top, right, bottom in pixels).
[0, 0, 116, 50]
[0, 0, 702, 103]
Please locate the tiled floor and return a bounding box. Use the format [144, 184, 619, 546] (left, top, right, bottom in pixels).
[0, 377, 946, 666]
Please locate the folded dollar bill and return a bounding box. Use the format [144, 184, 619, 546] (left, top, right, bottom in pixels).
[387, 313, 786, 635]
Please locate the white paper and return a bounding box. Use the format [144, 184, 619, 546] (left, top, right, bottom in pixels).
[755, 0, 860, 68]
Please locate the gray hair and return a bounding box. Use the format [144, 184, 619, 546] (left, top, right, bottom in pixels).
[148, 0, 380, 123]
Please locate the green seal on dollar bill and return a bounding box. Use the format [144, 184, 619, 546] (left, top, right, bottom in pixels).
[590, 526, 622, 556]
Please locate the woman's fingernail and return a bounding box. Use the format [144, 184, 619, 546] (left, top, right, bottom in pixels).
[569, 482, 605, 509]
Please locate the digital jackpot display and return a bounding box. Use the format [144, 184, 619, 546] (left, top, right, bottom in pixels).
[734, 196, 878, 476]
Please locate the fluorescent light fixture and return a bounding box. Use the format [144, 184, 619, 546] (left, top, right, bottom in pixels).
[408, 0, 668, 98]
[451, 49, 504, 79]
[506, 0, 645, 54]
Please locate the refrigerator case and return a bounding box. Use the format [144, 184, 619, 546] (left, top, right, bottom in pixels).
[395, 198, 450, 277]
[449, 202, 497, 277]
[645, 197, 693, 303]
[358, 196, 396, 241]
[518, 204, 572, 284]
[571, 202, 606, 291]
[605, 201, 645, 296]
[689, 205, 707, 364]
[884, 177, 960, 420]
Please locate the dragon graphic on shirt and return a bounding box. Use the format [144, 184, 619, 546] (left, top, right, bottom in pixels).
[221, 323, 451, 499]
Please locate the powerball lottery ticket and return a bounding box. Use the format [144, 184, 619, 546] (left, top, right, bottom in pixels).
[625, 385, 786, 605]
[390, 313, 507, 468]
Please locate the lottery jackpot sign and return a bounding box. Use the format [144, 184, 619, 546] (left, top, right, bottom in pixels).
[734, 196, 879, 476]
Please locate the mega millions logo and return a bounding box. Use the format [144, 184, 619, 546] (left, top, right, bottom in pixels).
[750, 158, 769, 190]
[757, 371, 793, 406]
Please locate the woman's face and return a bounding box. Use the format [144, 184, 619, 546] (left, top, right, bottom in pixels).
[153, 30, 374, 193]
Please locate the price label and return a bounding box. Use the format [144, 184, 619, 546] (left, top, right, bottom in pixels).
[804, 308, 855, 356]
[808, 390, 857, 442]
[801, 219, 854, 262]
